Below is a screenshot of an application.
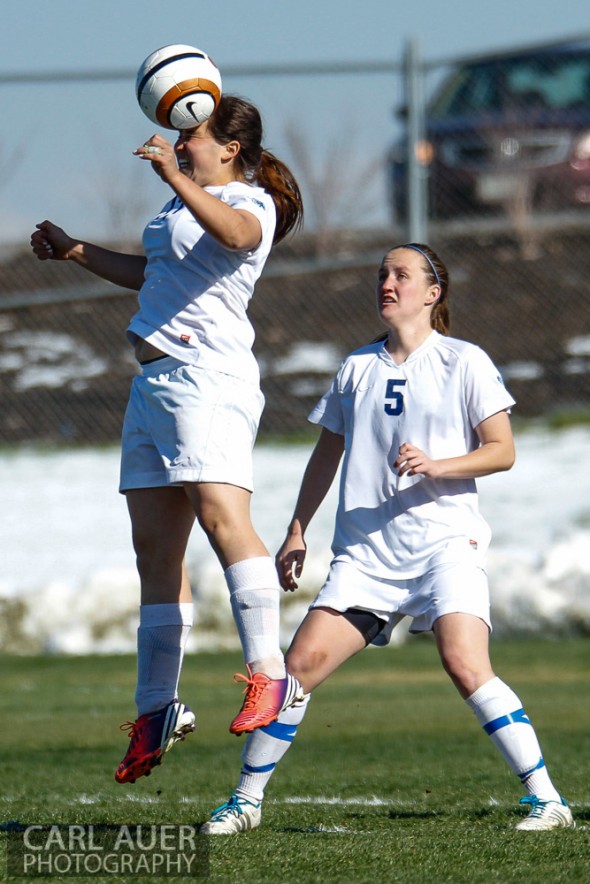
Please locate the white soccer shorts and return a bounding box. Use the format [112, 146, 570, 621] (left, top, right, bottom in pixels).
[119, 357, 264, 492]
[311, 536, 491, 645]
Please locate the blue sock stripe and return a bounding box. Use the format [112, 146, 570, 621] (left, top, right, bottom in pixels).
[260, 720, 298, 742]
[243, 762, 276, 774]
[518, 757, 546, 782]
[483, 707, 530, 736]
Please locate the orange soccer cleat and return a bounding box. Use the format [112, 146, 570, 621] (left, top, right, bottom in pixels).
[229, 665, 303, 735]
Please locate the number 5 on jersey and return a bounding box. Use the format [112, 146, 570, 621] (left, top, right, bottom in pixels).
[384, 379, 407, 415]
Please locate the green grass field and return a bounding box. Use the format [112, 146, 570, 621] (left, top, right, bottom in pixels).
[1, 637, 588, 882]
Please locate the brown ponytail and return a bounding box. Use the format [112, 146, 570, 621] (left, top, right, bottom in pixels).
[208, 95, 303, 244]
[432, 298, 450, 335]
[256, 150, 303, 244]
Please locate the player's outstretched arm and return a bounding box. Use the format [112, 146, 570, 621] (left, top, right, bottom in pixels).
[31, 220, 147, 291]
[276, 427, 344, 591]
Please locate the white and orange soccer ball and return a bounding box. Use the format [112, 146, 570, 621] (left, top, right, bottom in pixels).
[135, 44, 222, 130]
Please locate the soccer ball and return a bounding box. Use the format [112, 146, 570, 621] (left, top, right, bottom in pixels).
[135, 44, 222, 130]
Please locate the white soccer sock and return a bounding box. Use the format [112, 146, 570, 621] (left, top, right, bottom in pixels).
[235, 694, 311, 803]
[135, 602, 194, 717]
[466, 676, 561, 801]
[226, 557, 286, 678]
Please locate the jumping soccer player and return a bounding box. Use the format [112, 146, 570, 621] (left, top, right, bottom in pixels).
[30, 95, 304, 785]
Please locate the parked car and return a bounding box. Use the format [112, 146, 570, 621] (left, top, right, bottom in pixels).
[390, 41, 590, 220]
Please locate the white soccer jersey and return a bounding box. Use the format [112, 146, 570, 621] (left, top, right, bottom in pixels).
[126, 180, 276, 383]
[308, 331, 515, 579]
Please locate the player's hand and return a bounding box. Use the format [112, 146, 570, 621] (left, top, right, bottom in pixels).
[30, 220, 75, 261]
[276, 533, 307, 592]
[134, 134, 177, 182]
[394, 441, 439, 478]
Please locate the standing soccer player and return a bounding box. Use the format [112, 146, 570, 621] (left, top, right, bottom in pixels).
[201, 243, 574, 834]
[30, 94, 304, 784]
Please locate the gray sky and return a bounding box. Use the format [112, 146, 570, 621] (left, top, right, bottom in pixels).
[1, 0, 589, 246]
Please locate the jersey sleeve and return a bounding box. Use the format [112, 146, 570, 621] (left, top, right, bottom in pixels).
[221, 183, 276, 239]
[463, 345, 516, 427]
[307, 374, 345, 435]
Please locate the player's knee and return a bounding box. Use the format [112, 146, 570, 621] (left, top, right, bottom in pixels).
[285, 645, 327, 683]
[132, 534, 157, 573]
[132, 531, 183, 581]
[440, 650, 491, 697]
[194, 497, 216, 531]
[195, 496, 238, 542]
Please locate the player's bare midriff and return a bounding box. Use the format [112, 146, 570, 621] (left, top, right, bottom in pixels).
[134, 338, 167, 364]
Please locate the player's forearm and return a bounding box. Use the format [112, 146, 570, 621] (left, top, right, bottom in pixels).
[66, 241, 147, 290]
[434, 439, 515, 479]
[287, 479, 332, 538]
[401, 411, 515, 480]
[287, 430, 344, 536]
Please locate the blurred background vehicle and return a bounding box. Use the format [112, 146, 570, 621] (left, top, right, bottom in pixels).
[390, 40, 590, 220]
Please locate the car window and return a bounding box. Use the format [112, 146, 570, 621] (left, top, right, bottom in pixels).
[429, 51, 590, 117]
[508, 57, 590, 108]
[430, 66, 501, 116]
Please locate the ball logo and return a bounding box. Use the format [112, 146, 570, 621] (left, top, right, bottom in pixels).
[187, 101, 207, 122]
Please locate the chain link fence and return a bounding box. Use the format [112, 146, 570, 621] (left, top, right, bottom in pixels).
[2, 35, 590, 446]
